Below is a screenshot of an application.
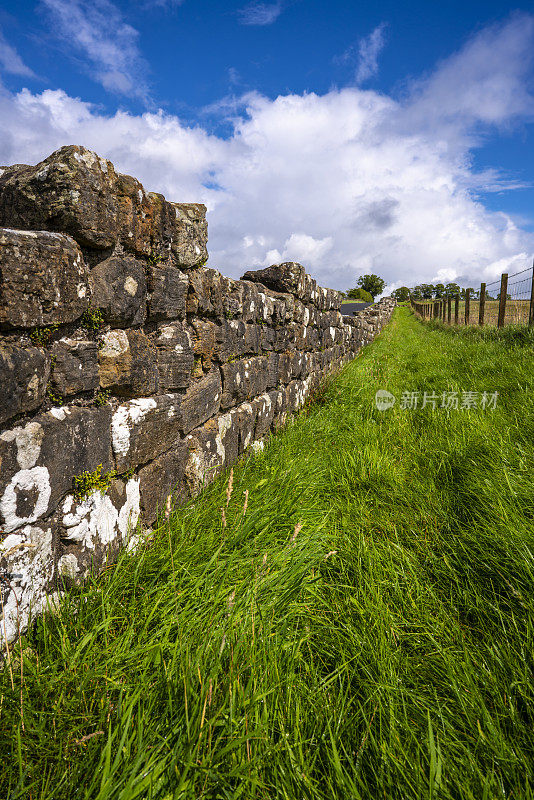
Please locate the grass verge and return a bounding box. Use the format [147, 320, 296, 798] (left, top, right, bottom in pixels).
[1, 306, 534, 799]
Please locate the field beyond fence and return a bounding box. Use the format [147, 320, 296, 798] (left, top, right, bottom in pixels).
[411, 262, 534, 327]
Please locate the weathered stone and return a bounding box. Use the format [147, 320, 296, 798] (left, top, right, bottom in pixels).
[147, 263, 188, 321]
[259, 324, 275, 351]
[253, 391, 277, 439]
[180, 370, 221, 435]
[170, 203, 208, 268]
[0, 228, 89, 329]
[220, 356, 269, 409]
[220, 276, 244, 319]
[0, 149, 121, 249]
[58, 476, 140, 577]
[155, 324, 194, 390]
[90, 255, 146, 327]
[187, 268, 224, 317]
[111, 394, 182, 472]
[0, 343, 50, 424]
[98, 329, 157, 396]
[239, 281, 260, 323]
[0, 521, 56, 647]
[0, 406, 113, 533]
[0, 146, 208, 266]
[216, 319, 249, 362]
[241, 262, 308, 299]
[189, 319, 218, 370]
[138, 439, 189, 524]
[50, 338, 99, 396]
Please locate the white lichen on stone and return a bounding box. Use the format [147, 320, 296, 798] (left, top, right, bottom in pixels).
[124, 276, 138, 296]
[0, 466, 51, 533]
[0, 524, 54, 648]
[111, 398, 157, 459]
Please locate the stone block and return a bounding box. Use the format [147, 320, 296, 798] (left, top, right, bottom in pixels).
[0, 406, 113, 533]
[241, 262, 307, 299]
[180, 370, 221, 435]
[147, 263, 188, 321]
[220, 356, 269, 409]
[155, 324, 194, 390]
[111, 394, 182, 473]
[0, 343, 50, 425]
[90, 255, 146, 326]
[0, 228, 89, 329]
[58, 476, 140, 578]
[0, 521, 56, 648]
[187, 268, 224, 317]
[253, 391, 277, 440]
[50, 338, 99, 396]
[98, 329, 157, 396]
[189, 319, 218, 370]
[138, 439, 189, 524]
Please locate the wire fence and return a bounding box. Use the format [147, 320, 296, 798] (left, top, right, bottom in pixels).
[410, 262, 534, 328]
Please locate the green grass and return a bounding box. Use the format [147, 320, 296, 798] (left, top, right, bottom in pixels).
[2, 307, 534, 799]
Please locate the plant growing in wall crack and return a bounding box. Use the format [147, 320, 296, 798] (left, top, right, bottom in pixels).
[73, 464, 117, 500]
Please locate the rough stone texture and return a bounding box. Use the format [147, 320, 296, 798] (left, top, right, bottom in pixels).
[111, 394, 182, 473]
[0, 146, 208, 266]
[90, 255, 146, 327]
[0, 145, 396, 649]
[155, 323, 194, 390]
[147, 263, 188, 321]
[0, 228, 89, 329]
[98, 329, 157, 396]
[0, 406, 113, 534]
[0, 343, 51, 424]
[180, 370, 222, 435]
[138, 440, 189, 524]
[50, 338, 99, 396]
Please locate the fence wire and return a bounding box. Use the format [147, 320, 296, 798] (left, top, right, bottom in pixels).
[409, 261, 534, 328]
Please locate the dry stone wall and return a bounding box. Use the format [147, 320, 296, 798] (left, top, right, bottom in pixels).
[0, 145, 395, 647]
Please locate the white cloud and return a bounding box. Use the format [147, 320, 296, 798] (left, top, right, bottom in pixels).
[0, 15, 533, 295]
[0, 29, 35, 78]
[238, 2, 282, 26]
[41, 0, 149, 99]
[356, 23, 387, 84]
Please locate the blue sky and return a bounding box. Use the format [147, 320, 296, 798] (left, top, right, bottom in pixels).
[0, 0, 533, 292]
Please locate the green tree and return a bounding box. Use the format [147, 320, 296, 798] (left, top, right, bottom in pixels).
[444, 282, 461, 298]
[346, 287, 373, 302]
[419, 284, 435, 299]
[434, 283, 445, 298]
[411, 286, 423, 300]
[357, 274, 386, 299]
[392, 286, 410, 302]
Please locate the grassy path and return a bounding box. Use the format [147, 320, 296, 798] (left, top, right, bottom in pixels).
[2, 307, 534, 799]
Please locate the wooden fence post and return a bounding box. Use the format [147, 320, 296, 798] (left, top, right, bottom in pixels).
[465, 289, 471, 326]
[441, 300, 445, 321]
[498, 273, 508, 328]
[447, 297, 451, 324]
[433, 301, 438, 319]
[454, 294, 459, 325]
[479, 282, 485, 326]
[529, 263, 534, 327]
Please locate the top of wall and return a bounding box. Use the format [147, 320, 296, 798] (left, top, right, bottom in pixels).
[0, 145, 343, 318]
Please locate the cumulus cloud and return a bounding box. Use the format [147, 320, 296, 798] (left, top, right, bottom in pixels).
[41, 0, 149, 99]
[0, 29, 35, 77]
[238, 2, 282, 26]
[0, 14, 533, 295]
